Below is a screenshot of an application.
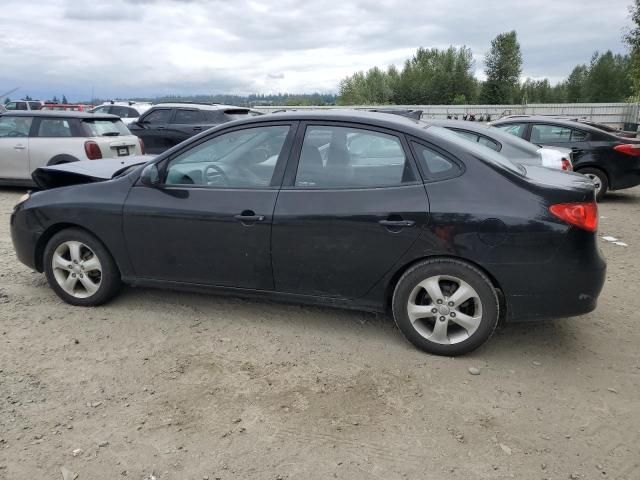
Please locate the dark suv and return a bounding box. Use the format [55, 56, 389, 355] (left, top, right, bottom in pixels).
[128, 103, 262, 153]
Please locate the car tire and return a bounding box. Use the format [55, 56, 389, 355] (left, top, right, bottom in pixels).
[43, 228, 121, 306]
[391, 258, 499, 356]
[579, 167, 608, 201]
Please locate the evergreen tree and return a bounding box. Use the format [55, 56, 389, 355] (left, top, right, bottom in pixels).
[480, 31, 522, 104]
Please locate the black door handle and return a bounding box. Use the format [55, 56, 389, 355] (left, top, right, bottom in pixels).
[234, 212, 265, 223]
[379, 219, 415, 228]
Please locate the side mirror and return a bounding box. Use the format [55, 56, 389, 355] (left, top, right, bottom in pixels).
[139, 163, 161, 187]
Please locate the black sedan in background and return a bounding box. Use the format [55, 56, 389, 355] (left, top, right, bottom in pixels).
[11, 111, 605, 356]
[491, 116, 640, 200]
[128, 102, 262, 154]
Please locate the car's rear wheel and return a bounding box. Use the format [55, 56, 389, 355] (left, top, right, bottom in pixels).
[579, 167, 608, 201]
[392, 258, 499, 356]
[43, 228, 121, 306]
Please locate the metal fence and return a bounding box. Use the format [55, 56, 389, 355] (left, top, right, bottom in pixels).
[253, 103, 640, 129]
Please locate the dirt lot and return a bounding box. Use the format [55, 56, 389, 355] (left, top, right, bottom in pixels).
[0, 186, 639, 480]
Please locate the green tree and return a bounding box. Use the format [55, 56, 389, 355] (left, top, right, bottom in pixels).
[624, 0, 640, 98]
[480, 31, 522, 104]
[565, 65, 588, 102]
[62, 95, 68, 104]
[584, 51, 632, 102]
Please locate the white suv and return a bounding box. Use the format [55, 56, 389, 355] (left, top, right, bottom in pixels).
[0, 111, 144, 186]
[90, 101, 152, 124]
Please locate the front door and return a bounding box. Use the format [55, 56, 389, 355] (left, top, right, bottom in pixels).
[130, 108, 173, 154]
[271, 123, 429, 299]
[0, 115, 33, 180]
[123, 122, 295, 289]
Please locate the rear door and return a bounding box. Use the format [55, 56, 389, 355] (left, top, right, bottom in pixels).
[0, 115, 32, 179]
[528, 123, 591, 164]
[129, 107, 173, 153]
[167, 108, 207, 143]
[271, 122, 429, 299]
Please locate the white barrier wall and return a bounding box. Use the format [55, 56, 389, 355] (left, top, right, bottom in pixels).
[253, 103, 640, 128]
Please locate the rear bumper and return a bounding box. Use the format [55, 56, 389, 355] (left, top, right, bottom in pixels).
[492, 235, 607, 322]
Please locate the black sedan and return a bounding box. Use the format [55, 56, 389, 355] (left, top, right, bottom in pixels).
[491, 116, 640, 200]
[11, 111, 606, 356]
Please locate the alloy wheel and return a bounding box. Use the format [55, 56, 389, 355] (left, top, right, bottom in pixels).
[406, 275, 483, 344]
[584, 173, 602, 195]
[51, 241, 102, 298]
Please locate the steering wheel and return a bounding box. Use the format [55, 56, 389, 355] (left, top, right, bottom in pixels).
[204, 164, 230, 186]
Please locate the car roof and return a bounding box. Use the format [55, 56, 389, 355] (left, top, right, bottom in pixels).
[491, 115, 601, 132]
[240, 109, 426, 132]
[151, 103, 250, 111]
[427, 119, 495, 132]
[0, 110, 119, 120]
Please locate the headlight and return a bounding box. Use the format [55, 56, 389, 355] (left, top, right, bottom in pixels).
[14, 192, 31, 209]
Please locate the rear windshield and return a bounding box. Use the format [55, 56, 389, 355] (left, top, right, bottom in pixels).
[224, 109, 254, 120]
[83, 119, 130, 137]
[426, 125, 526, 175]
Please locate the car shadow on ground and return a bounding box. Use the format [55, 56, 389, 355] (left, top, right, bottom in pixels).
[115, 286, 580, 359]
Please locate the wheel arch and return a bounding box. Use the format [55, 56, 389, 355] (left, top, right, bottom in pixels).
[34, 223, 119, 274]
[47, 154, 80, 166]
[384, 255, 506, 321]
[574, 164, 610, 184]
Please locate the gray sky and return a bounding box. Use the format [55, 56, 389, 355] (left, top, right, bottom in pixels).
[0, 0, 633, 100]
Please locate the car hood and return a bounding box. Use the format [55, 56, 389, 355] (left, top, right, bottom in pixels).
[32, 156, 153, 189]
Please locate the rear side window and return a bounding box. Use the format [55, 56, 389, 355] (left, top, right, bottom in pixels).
[494, 123, 527, 138]
[37, 118, 72, 137]
[83, 119, 130, 137]
[530, 124, 572, 143]
[0, 116, 33, 137]
[6, 102, 28, 111]
[28, 102, 42, 110]
[110, 106, 139, 118]
[173, 109, 204, 124]
[295, 125, 415, 188]
[142, 108, 172, 124]
[411, 142, 461, 180]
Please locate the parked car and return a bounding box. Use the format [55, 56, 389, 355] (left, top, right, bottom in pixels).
[0, 104, 6, 114]
[4, 99, 43, 111]
[0, 111, 143, 186]
[491, 116, 640, 200]
[128, 102, 263, 154]
[578, 120, 638, 139]
[498, 114, 638, 139]
[89, 101, 153, 125]
[11, 111, 605, 356]
[428, 119, 572, 171]
[42, 103, 93, 112]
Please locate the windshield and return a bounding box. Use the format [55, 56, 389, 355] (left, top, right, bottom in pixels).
[426, 125, 526, 175]
[83, 119, 130, 137]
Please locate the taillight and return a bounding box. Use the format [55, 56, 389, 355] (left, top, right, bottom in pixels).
[613, 144, 640, 156]
[549, 202, 598, 232]
[561, 158, 572, 171]
[139, 137, 145, 155]
[84, 140, 102, 160]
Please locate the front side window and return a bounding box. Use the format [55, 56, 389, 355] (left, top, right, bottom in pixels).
[37, 118, 72, 137]
[494, 123, 527, 138]
[165, 125, 290, 188]
[295, 125, 414, 188]
[531, 124, 572, 143]
[143, 108, 172, 124]
[5, 102, 28, 111]
[173, 109, 203, 124]
[0, 116, 33, 137]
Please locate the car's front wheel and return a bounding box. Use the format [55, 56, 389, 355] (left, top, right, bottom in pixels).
[392, 258, 499, 356]
[43, 228, 121, 306]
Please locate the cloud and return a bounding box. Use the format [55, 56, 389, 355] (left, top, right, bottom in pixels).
[0, 0, 633, 100]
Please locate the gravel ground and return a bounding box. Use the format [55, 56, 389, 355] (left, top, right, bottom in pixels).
[0, 186, 639, 480]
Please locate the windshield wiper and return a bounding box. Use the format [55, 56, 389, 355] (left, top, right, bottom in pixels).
[102, 132, 120, 136]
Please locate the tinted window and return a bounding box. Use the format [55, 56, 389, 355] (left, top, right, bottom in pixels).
[530, 124, 573, 143]
[571, 129, 588, 141]
[37, 118, 72, 137]
[6, 102, 28, 111]
[28, 102, 42, 110]
[83, 119, 130, 137]
[165, 125, 290, 188]
[110, 106, 139, 118]
[295, 125, 414, 188]
[143, 109, 172, 124]
[449, 128, 500, 152]
[494, 123, 527, 137]
[411, 142, 460, 179]
[0, 116, 33, 137]
[173, 109, 203, 124]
